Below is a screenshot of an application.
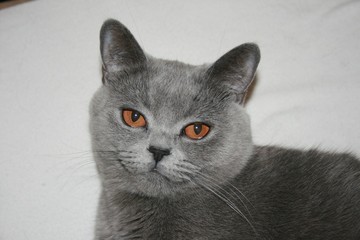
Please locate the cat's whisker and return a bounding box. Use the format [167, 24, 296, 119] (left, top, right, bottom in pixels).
[93, 150, 118, 153]
[197, 181, 248, 220]
[56, 158, 98, 191]
[182, 159, 201, 168]
[164, 171, 191, 182]
[53, 157, 95, 176]
[176, 171, 192, 181]
[195, 173, 257, 236]
[176, 169, 196, 176]
[196, 175, 244, 212]
[171, 162, 202, 182]
[175, 164, 199, 174]
[43, 152, 95, 172]
[118, 150, 134, 153]
[197, 172, 254, 215]
[60, 173, 99, 192]
[201, 183, 257, 236]
[185, 179, 211, 207]
[225, 181, 255, 209]
[118, 155, 135, 159]
[41, 150, 95, 158]
[200, 174, 258, 234]
[175, 160, 201, 172]
[97, 155, 120, 162]
[198, 178, 245, 214]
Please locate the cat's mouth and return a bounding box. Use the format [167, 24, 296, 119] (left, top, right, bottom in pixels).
[148, 167, 189, 184]
[149, 168, 173, 182]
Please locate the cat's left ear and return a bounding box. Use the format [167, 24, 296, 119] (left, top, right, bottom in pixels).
[207, 43, 260, 103]
[100, 19, 146, 83]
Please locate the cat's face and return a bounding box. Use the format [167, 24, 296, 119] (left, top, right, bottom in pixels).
[90, 19, 260, 197]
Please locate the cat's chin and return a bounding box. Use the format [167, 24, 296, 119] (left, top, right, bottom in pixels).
[124, 170, 195, 198]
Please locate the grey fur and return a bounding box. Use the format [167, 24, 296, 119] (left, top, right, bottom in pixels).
[90, 19, 360, 239]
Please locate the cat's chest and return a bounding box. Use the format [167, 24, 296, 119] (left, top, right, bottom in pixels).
[112, 197, 216, 240]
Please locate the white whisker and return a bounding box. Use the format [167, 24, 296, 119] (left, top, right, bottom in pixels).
[195, 173, 258, 236]
[198, 172, 254, 216]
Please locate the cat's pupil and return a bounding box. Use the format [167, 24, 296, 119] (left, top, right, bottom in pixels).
[131, 111, 140, 122]
[194, 123, 202, 135]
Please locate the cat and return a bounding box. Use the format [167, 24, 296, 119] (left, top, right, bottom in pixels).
[90, 19, 360, 240]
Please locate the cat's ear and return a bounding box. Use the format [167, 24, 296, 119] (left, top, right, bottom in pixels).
[207, 43, 260, 103]
[100, 19, 146, 83]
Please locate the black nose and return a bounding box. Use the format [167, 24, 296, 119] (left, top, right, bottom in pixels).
[148, 146, 171, 163]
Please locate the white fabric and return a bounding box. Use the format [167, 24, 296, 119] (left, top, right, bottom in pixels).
[1, 0, 359, 239]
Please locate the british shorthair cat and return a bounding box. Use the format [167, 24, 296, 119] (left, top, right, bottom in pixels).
[90, 19, 360, 239]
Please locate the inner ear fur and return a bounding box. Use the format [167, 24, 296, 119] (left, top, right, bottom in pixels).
[100, 19, 146, 83]
[206, 43, 260, 103]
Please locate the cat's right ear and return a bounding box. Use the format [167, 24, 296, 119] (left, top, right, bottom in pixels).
[100, 19, 146, 84]
[206, 43, 260, 104]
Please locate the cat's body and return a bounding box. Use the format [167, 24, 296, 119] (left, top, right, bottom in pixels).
[91, 19, 360, 239]
[93, 146, 360, 240]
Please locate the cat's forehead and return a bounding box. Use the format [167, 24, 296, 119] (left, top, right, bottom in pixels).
[147, 60, 204, 103]
[143, 59, 222, 123]
[112, 58, 230, 124]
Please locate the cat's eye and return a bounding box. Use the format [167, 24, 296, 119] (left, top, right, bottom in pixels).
[122, 109, 146, 128]
[184, 123, 210, 140]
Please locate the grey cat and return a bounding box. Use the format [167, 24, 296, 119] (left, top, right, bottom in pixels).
[90, 19, 360, 240]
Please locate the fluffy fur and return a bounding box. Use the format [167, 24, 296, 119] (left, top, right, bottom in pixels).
[90, 19, 360, 239]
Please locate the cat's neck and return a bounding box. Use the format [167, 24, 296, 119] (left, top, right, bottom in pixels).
[99, 189, 209, 237]
[99, 181, 255, 239]
[104, 188, 202, 208]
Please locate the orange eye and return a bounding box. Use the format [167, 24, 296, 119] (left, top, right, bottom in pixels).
[184, 123, 210, 140]
[122, 109, 146, 128]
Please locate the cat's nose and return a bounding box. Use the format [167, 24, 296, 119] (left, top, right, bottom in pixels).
[147, 146, 171, 163]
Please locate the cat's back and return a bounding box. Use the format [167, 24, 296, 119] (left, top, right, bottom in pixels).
[238, 146, 360, 239]
[248, 145, 360, 185]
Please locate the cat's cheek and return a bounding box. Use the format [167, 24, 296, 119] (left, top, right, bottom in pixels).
[126, 140, 153, 159]
[179, 135, 221, 164]
[119, 129, 148, 146]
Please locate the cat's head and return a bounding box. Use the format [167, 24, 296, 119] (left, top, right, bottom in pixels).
[90, 19, 260, 198]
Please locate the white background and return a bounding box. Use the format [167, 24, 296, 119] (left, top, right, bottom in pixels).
[1, 0, 359, 239]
